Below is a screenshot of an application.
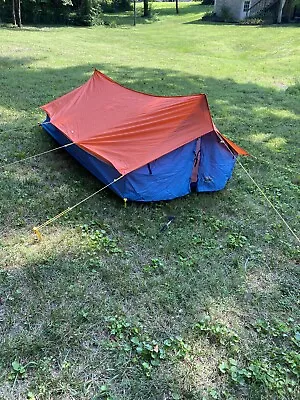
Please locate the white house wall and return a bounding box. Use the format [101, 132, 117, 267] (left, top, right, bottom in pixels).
[214, 0, 277, 20]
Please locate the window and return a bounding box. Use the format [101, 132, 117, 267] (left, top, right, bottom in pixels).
[243, 0, 251, 12]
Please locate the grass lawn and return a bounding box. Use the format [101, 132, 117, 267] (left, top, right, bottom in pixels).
[0, 2, 299, 399]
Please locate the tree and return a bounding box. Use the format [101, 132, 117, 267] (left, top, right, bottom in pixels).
[12, 0, 16, 25]
[16, 0, 21, 27]
[277, 0, 286, 22]
[11, 0, 22, 27]
[282, 0, 300, 21]
[143, 0, 149, 17]
[133, 0, 136, 25]
[175, 0, 179, 14]
[277, 0, 300, 22]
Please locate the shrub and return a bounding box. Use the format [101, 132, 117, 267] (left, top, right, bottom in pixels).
[77, 0, 104, 26]
[239, 17, 264, 25]
[100, 0, 132, 13]
[201, 0, 214, 5]
[201, 11, 216, 21]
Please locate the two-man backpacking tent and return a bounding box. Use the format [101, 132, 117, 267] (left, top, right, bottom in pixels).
[41, 70, 248, 202]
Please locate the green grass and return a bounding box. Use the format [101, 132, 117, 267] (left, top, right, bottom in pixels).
[0, 3, 299, 399]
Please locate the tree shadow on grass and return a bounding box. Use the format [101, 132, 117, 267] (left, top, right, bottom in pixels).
[0, 56, 299, 133]
[102, 2, 208, 25]
[0, 56, 299, 162]
[151, 3, 205, 17]
[101, 11, 156, 26]
[0, 59, 298, 232]
[0, 57, 299, 230]
[0, 24, 74, 31]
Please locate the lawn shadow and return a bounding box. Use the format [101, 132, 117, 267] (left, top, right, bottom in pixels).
[184, 17, 300, 26]
[1, 58, 299, 155]
[1, 59, 299, 399]
[0, 24, 78, 31]
[151, 2, 205, 17]
[102, 10, 157, 26]
[0, 58, 299, 228]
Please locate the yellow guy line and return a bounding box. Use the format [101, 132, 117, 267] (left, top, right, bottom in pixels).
[33, 175, 125, 240]
[236, 160, 299, 244]
[0, 143, 75, 169]
[216, 132, 300, 244]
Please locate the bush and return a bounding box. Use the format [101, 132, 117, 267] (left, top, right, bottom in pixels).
[100, 0, 132, 13]
[77, 0, 104, 26]
[201, 11, 216, 21]
[201, 0, 214, 5]
[239, 17, 264, 25]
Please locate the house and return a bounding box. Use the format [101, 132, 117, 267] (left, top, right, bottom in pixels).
[214, 0, 278, 21]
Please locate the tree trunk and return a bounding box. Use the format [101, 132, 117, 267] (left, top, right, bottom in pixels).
[133, 0, 136, 25]
[175, 0, 179, 14]
[12, 0, 17, 26]
[16, 0, 22, 27]
[143, 0, 149, 17]
[283, 0, 296, 22]
[277, 0, 286, 23]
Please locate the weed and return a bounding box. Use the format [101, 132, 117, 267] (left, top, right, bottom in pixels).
[10, 361, 27, 380]
[195, 316, 239, 349]
[219, 319, 300, 397]
[203, 216, 225, 233]
[143, 258, 164, 273]
[105, 316, 190, 376]
[219, 358, 251, 385]
[177, 255, 197, 269]
[9, 361, 36, 380]
[81, 224, 122, 254]
[93, 385, 114, 400]
[227, 233, 248, 249]
[253, 318, 297, 339]
[219, 357, 298, 395]
[105, 315, 141, 340]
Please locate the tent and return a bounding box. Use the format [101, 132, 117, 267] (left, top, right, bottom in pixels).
[41, 70, 248, 202]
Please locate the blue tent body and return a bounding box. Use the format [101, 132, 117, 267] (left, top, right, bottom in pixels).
[41, 71, 247, 202]
[42, 117, 237, 202]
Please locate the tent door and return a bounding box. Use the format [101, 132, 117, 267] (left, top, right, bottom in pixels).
[191, 138, 201, 185]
